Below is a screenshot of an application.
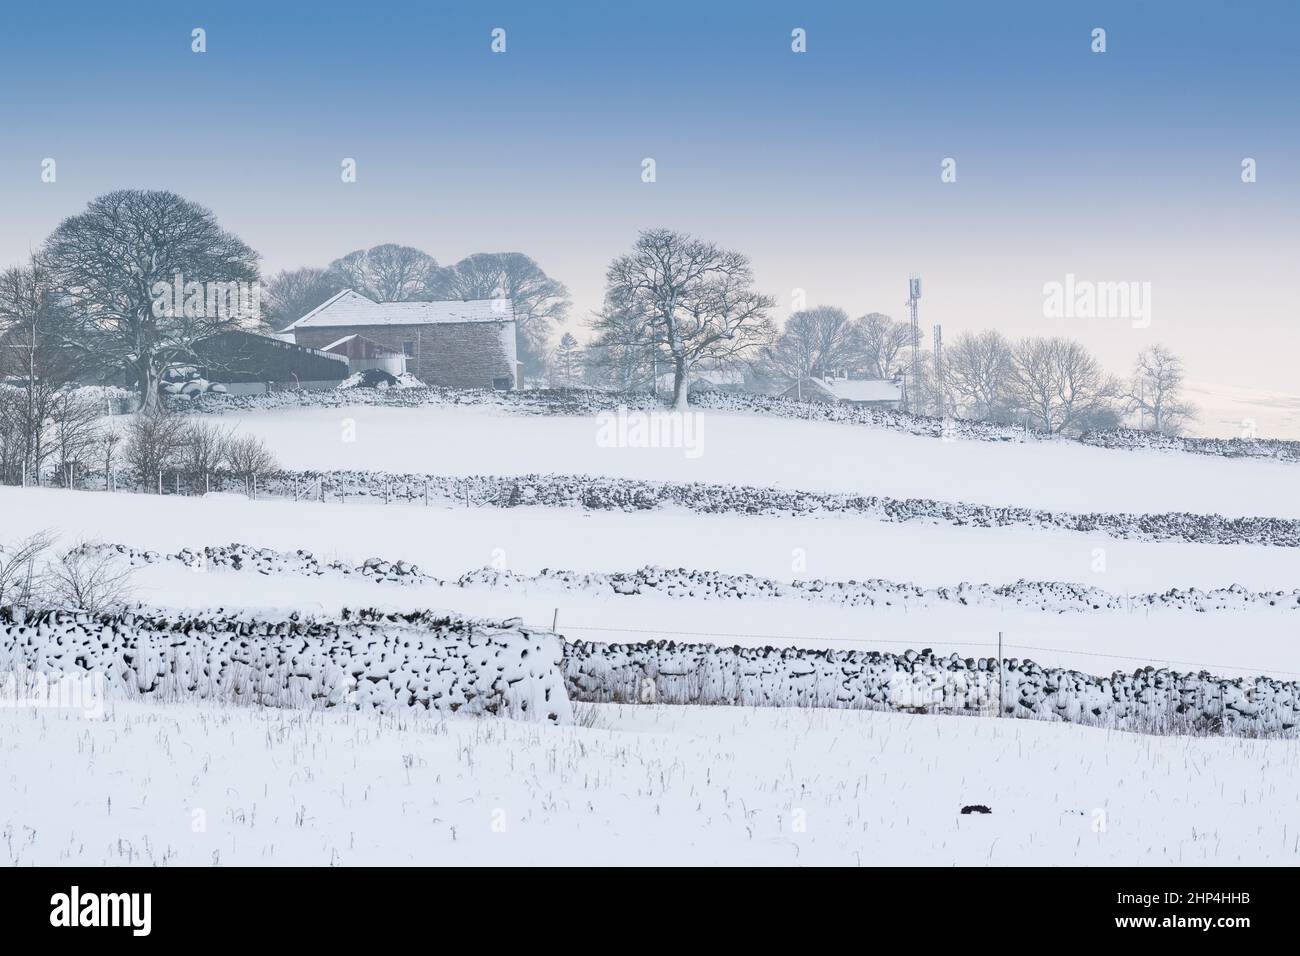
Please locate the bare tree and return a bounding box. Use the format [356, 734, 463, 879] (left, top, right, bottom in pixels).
[224, 433, 278, 481]
[1126, 344, 1197, 435]
[327, 244, 447, 302]
[858, 313, 912, 379]
[49, 389, 103, 486]
[0, 531, 54, 607]
[47, 542, 136, 612]
[0, 388, 22, 484]
[98, 425, 125, 489]
[1010, 337, 1120, 434]
[0, 258, 84, 482]
[263, 267, 344, 330]
[582, 304, 659, 393]
[596, 229, 775, 409]
[181, 419, 232, 485]
[443, 253, 571, 379]
[946, 330, 1015, 421]
[42, 190, 260, 409]
[760, 306, 861, 386]
[123, 409, 188, 489]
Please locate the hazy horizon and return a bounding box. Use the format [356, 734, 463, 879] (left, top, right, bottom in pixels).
[2, 1, 1297, 435]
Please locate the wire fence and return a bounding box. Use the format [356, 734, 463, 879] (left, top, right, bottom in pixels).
[533, 619, 1300, 680]
[549, 615, 1296, 735]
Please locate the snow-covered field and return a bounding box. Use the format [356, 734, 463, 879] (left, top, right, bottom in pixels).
[3, 487, 1298, 678]
[223, 404, 1300, 518]
[2, 699, 1295, 866]
[6, 402, 1298, 866]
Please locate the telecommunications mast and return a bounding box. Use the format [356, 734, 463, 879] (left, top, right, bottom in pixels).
[906, 276, 922, 412]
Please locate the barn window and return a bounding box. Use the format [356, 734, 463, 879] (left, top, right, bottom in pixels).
[402, 340, 415, 357]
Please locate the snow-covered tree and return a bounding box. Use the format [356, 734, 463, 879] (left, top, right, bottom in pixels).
[552, 332, 582, 387]
[760, 306, 860, 385]
[858, 312, 912, 379]
[43, 190, 260, 409]
[1126, 344, 1197, 435]
[582, 303, 659, 393]
[946, 329, 1015, 422]
[595, 229, 775, 409]
[0, 257, 94, 481]
[1009, 336, 1120, 434]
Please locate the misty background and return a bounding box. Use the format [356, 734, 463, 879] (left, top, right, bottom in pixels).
[1, 0, 1296, 435]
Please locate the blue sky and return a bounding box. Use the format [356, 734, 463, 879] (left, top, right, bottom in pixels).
[1, 1, 1297, 410]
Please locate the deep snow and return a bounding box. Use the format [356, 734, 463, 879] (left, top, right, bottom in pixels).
[5, 396, 1297, 867]
[1, 699, 1294, 865]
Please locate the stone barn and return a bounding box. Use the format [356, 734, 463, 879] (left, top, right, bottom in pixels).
[283, 290, 520, 389]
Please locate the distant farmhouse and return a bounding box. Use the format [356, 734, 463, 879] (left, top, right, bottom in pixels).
[654, 365, 748, 397]
[282, 290, 520, 389]
[779, 374, 903, 410]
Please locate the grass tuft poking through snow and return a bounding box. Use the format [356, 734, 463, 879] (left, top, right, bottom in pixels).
[0, 697, 1296, 866]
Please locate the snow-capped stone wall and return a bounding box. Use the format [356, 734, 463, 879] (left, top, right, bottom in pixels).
[212, 470, 1300, 548]
[86, 542, 1300, 614]
[174, 384, 1300, 462]
[562, 641, 1299, 735]
[1077, 426, 1300, 463]
[462, 565, 1300, 614]
[0, 606, 571, 723]
[4, 592, 1292, 735]
[86, 542, 430, 585]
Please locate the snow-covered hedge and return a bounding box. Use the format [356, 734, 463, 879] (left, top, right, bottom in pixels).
[175, 384, 1300, 461]
[563, 641, 1299, 735]
[0, 605, 571, 723]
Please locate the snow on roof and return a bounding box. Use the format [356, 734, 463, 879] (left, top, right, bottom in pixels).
[321, 334, 358, 351]
[284, 289, 515, 330]
[322, 333, 405, 356]
[823, 378, 902, 402]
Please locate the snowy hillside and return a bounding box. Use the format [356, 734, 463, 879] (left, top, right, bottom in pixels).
[4, 486, 1299, 680]
[223, 404, 1300, 518]
[5, 398, 1298, 869]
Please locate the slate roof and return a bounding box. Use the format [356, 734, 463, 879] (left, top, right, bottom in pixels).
[283, 290, 515, 330]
